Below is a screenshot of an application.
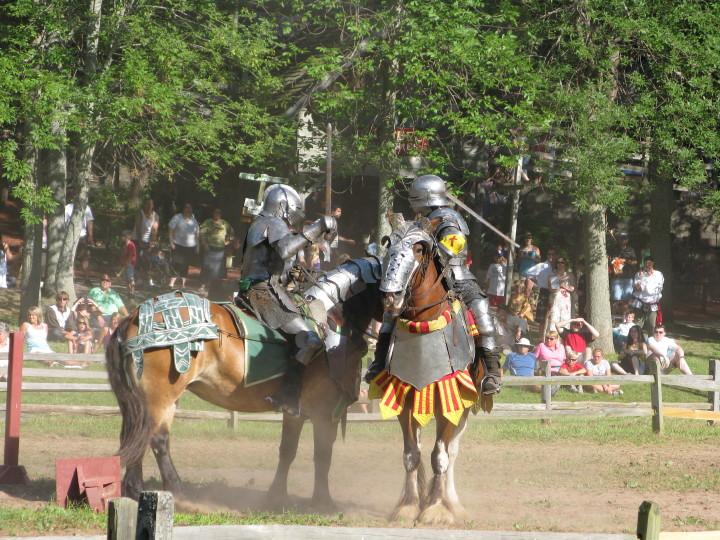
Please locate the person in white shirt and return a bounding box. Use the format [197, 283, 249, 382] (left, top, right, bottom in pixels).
[584, 348, 622, 395]
[524, 248, 556, 340]
[631, 256, 664, 334]
[132, 198, 160, 286]
[484, 251, 507, 307]
[65, 190, 94, 285]
[168, 202, 200, 289]
[647, 324, 692, 375]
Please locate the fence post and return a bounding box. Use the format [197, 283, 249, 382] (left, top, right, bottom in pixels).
[136, 491, 174, 540]
[540, 360, 551, 414]
[636, 500, 661, 540]
[647, 358, 664, 434]
[107, 497, 138, 540]
[708, 359, 720, 427]
[0, 332, 29, 485]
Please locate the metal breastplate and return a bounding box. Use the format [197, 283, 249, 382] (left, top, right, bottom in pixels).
[241, 216, 293, 284]
[426, 207, 475, 281]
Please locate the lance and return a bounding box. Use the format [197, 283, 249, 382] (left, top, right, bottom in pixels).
[445, 192, 520, 249]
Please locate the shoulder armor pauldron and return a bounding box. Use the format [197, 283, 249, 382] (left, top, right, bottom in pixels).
[246, 215, 290, 247]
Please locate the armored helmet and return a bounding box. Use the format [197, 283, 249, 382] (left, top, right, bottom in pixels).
[408, 175, 450, 214]
[261, 184, 304, 227]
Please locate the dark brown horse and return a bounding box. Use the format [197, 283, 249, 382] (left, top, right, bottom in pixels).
[106, 261, 382, 511]
[371, 217, 486, 525]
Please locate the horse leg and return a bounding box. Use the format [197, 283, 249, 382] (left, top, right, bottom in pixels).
[444, 410, 470, 521]
[310, 414, 339, 512]
[419, 413, 466, 526]
[389, 407, 423, 523]
[123, 462, 145, 501]
[267, 415, 305, 510]
[147, 399, 183, 495]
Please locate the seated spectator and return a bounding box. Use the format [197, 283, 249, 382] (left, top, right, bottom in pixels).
[584, 348, 622, 395]
[67, 315, 94, 355]
[0, 322, 9, 380]
[613, 312, 636, 353]
[72, 295, 105, 340]
[558, 350, 588, 393]
[20, 306, 53, 353]
[556, 317, 599, 363]
[509, 280, 534, 323]
[612, 324, 648, 375]
[534, 330, 566, 374]
[495, 304, 529, 354]
[87, 274, 129, 325]
[95, 312, 121, 353]
[647, 324, 692, 375]
[501, 337, 540, 393]
[45, 291, 76, 342]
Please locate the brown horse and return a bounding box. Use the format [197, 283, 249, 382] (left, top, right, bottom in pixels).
[370, 217, 485, 525]
[105, 260, 382, 511]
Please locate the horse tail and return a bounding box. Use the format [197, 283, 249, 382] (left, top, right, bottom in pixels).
[105, 316, 154, 466]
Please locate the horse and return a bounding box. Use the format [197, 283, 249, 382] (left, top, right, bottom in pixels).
[368, 215, 488, 525]
[105, 257, 383, 511]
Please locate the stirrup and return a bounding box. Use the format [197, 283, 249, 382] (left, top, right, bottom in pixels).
[481, 374, 502, 395]
[265, 396, 308, 419]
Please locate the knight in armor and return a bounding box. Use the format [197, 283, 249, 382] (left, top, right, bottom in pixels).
[239, 184, 337, 416]
[364, 174, 502, 394]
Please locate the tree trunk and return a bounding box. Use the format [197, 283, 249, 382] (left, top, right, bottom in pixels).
[648, 155, 674, 322]
[583, 202, 613, 352]
[42, 124, 68, 298]
[18, 131, 42, 326]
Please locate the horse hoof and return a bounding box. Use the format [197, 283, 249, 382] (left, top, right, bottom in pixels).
[389, 504, 421, 523]
[419, 502, 458, 526]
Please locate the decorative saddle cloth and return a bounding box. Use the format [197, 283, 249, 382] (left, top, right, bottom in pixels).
[369, 300, 479, 426]
[120, 291, 218, 378]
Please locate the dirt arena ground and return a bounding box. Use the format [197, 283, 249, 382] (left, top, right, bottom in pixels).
[1, 422, 719, 535]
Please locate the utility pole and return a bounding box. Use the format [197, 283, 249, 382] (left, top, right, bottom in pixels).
[325, 123, 332, 214]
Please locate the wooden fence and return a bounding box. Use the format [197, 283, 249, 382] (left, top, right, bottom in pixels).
[3, 352, 720, 435]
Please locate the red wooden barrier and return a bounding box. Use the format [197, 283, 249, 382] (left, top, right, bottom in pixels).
[0, 331, 30, 484]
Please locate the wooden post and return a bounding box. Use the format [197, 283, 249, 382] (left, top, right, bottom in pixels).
[325, 123, 332, 214]
[708, 359, 720, 426]
[637, 500, 661, 540]
[540, 360, 551, 412]
[647, 358, 664, 434]
[107, 497, 138, 540]
[0, 332, 29, 485]
[227, 410, 237, 429]
[136, 491, 174, 540]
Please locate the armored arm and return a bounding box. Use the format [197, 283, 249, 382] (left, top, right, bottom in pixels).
[303, 216, 337, 243]
[273, 216, 337, 260]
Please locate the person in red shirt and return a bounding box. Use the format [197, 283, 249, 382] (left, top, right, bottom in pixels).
[119, 230, 137, 295]
[555, 317, 599, 363]
[558, 350, 588, 393]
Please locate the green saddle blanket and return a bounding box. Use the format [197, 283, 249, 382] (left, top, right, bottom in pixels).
[219, 303, 290, 386]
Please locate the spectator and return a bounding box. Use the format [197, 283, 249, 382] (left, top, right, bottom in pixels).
[501, 337, 541, 393]
[87, 274, 129, 325]
[612, 324, 648, 375]
[517, 232, 541, 283]
[484, 251, 507, 307]
[534, 330, 566, 374]
[46, 291, 77, 342]
[119, 230, 136, 295]
[65, 189, 94, 285]
[631, 256, 664, 334]
[546, 257, 576, 332]
[72, 295, 105, 339]
[608, 232, 637, 313]
[199, 208, 235, 292]
[67, 315, 93, 355]
[558, 350, 588, 393]
[524, 248, 556, 340]
[168, 202, 200, 290]
[555, 317, 599, 363]
[132, 198, 160, 287]
[94, 312, 121, 353]
[613, 312, 636, 353]
[0, 234, 13, 288]
[494, 304, 529, 354]
[0, 322, 9, 380]
[20, 306, 53, 353]
[509, 280, 534, 323]
[647, 324, 692, 375]
[584, 348, 622, 395]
